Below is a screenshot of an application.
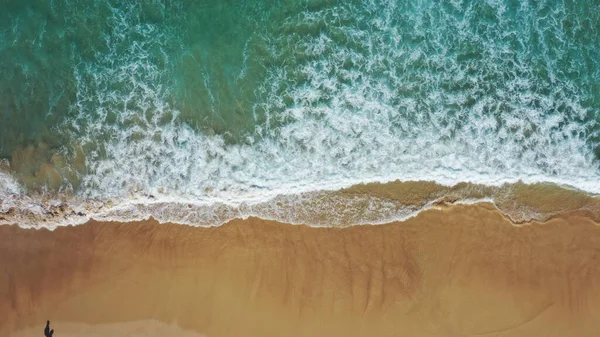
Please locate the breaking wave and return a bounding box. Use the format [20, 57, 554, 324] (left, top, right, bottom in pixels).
[1, 0, 600, 228]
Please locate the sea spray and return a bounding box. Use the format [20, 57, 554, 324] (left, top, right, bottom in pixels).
[1, 0, 600, 228]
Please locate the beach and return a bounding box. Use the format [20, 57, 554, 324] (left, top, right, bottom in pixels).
[2, 202, 600, 337]
[2, 1, 600, 336]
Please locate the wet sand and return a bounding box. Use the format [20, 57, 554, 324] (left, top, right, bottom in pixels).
[2, 203, 600, 336]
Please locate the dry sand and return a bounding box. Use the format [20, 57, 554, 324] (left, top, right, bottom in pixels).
[1, 202, 600, 336]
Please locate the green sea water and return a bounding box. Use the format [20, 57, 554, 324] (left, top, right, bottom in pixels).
[1, 0, 600, 210]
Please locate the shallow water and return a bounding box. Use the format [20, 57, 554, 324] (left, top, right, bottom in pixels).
[1, 0, 600, 227]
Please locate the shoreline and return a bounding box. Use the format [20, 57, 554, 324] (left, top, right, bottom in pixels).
[2, 180, 600, 229]
[2, 202, 600, 336]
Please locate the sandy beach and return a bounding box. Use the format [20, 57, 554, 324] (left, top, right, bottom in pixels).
[3, 0, 600, 335]
[2, 202, 600, 337]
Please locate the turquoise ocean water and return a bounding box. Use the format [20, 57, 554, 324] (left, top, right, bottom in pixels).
[1, 0, 599, 227]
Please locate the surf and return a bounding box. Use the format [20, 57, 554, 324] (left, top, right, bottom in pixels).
[1, 0, 599, 228]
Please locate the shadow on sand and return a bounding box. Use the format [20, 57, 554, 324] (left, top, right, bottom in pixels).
[44, 321, 54, 337]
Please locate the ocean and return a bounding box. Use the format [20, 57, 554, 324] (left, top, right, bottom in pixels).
[1, 0, 599, 228]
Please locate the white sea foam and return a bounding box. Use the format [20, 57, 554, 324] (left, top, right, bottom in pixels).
[0, 184, 468, 229]
[1, 0, 600, 229]
[0, 170, 20, 196]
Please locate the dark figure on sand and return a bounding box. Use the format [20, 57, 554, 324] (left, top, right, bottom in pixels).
[44, 321, 54, 337]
